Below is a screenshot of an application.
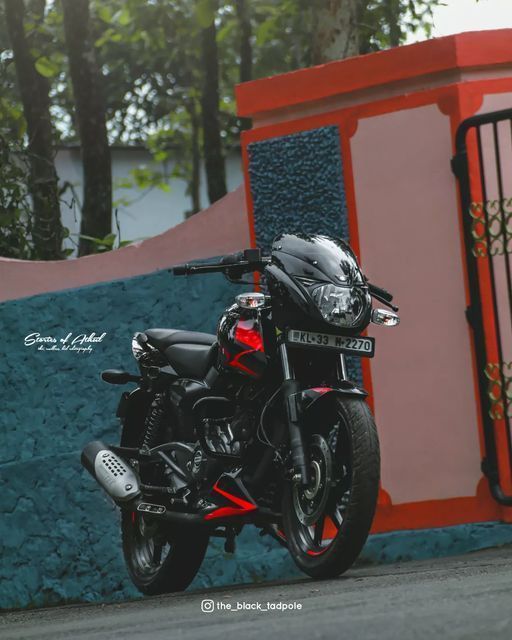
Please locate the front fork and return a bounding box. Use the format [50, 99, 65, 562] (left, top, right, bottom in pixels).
[279, 343, 348, 488]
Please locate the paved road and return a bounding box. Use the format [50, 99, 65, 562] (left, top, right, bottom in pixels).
[2, 547, 512, 640]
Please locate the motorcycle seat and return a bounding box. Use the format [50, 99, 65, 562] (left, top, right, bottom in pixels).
[144, 329, 217, 378]
[144, 328, 216, 351]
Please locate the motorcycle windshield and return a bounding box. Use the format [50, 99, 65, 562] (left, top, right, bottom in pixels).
[271, 233, 364, 286]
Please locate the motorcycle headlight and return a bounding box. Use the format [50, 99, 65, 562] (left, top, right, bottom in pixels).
[311, 284, 369, 328]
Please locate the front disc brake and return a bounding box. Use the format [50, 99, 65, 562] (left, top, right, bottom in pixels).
[292, 434, 332, 526]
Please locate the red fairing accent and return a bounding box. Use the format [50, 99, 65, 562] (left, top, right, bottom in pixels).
[306, 547, 329, 556]
[311, 387, 334, 394]
[204, 481, 257, 520]
[229, 349, 258, 376]
[234, 321, 264, 352]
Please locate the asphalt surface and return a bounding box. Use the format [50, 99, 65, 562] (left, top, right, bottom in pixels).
[2, 546, 512, 640]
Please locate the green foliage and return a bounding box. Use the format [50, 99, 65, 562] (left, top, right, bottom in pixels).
[34, 54, 61, 78]
[360, 0, 444, 52]
[0, 134, 34, 259]
[0, 0, 444, 258]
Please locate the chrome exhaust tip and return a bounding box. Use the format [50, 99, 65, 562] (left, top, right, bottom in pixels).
[81, 440, 140, 502]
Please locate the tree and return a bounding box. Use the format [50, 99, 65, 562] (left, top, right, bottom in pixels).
[198, 0, 227, 204]
[384, 0, 401, 46]
[4, 0, 63, 260]
[0, 0, 445, 258]
[235, 0, 252, 130]
[312, 0, 362, 64]
[61, 0, 112, 256]
[185, 97, 202, 216]
[311, 0, 443, 63]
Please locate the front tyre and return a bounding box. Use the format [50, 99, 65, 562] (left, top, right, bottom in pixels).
[282, 397, 380, 579]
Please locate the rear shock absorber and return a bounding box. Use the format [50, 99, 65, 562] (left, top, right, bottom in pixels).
[142, 393, 166, 449]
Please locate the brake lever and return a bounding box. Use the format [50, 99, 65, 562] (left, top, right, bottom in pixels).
[370, 292, 399, 312]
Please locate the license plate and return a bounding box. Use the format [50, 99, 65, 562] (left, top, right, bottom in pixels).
[286, 329, 375, 357]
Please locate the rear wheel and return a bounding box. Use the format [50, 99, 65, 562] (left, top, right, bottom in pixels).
[119, 400, 209, 595]
[282, 397, 380, 578]
[121, 513, 209, 595]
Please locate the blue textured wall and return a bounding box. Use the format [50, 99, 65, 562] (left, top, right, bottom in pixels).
[248, 125, 349, 253]
[247, 125, 360, 383]
[0, 269, 303, 609]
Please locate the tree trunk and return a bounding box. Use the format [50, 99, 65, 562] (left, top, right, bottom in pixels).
[312, 0, 361, 64]
[236, 0, 252, 131]
[200, 8, 227, 205]
[385, 0, 401, 47]
[61, 0, 112, 256]
[4, 0, 63, 260]
[185, 98, 201, 218]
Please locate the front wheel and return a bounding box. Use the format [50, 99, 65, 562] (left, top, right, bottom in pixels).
[282, 397, 380, 578]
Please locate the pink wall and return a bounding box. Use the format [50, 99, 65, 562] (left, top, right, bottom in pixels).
[237, 30, 512, 528]
[0, 185, 249, 303]
[351, 104, 482, 504]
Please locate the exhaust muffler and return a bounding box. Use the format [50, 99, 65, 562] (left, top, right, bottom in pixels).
[81, 440, 140, 503]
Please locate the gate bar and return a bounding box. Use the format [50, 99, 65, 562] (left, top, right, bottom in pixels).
[453, 107, 512, 506]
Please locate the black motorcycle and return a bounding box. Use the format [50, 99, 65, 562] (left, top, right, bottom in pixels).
[81, 233, 399, 594]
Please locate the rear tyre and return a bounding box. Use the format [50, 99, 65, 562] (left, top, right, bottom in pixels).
[119, 396, 209, 595]
[282, 397, 380, 579]
[121, 514, 209, 595]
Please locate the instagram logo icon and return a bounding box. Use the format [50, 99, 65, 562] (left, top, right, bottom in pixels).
[201, 599, 215, 613]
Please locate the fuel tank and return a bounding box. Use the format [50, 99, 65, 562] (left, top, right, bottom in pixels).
[216, 303, 268, 378]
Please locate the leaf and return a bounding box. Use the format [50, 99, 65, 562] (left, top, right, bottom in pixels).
[217, 20, 236, 43]
[34, 56, 59, 78]
[101, 232, 117, 248]
[97, 6, 113, 24]
[79, 234, 107, 245]
[153, 150, 169, 163]
[255, 19, 276, 46]
[195, 0, 215, 29]
[115, 179, 134, 190]
[116, 8, 132, 27]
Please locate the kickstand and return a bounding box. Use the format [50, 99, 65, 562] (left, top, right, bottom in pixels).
[224, 527, 236, 554]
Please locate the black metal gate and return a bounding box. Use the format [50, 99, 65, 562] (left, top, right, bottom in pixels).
[452, 107, 512, 505]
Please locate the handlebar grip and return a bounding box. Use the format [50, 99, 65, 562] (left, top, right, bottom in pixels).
[172, 264, 189, 276]
[220, 252, 244, 265]
[369, 283, 393, 302]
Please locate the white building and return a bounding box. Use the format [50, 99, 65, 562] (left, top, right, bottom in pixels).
[55, 146, 244, 255]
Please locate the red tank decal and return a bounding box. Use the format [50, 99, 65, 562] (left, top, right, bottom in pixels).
[234, 320, 264, 352]
[229, 349, 258, 376]
[204, 481, 257, 520]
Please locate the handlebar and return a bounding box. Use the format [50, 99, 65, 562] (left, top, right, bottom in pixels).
[368, 282, 398, 312]
[368, 283, 393, 303]
[173, 253, 398, 310]
[172, 249, 270, 277]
